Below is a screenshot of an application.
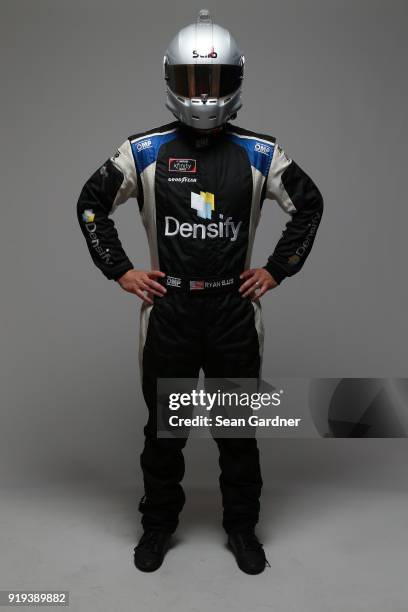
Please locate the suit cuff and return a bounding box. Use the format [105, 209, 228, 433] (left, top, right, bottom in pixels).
[263, 261, 288, 285]
[108, 262, 134, 281]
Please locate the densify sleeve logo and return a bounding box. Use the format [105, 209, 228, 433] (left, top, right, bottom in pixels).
[168, 158, 197, 173]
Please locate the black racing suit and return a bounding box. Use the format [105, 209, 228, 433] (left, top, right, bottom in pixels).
[77, 121, 323, 533]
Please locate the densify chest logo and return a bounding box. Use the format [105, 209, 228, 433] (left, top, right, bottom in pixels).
[169, 158, 197, 173]
[164, 191, 242, 242]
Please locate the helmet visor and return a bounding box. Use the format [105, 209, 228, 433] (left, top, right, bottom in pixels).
[166, 64, 243, 98]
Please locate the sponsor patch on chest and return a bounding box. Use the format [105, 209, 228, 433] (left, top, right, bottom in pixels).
[168, 158, 197, 173]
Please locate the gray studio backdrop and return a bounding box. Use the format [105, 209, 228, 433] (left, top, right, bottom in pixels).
[0, 0, 407, 487]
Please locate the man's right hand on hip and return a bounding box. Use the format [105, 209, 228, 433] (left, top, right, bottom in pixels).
[117, 269, 167, 304]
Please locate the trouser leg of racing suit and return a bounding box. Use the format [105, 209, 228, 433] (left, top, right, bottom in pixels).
[139, 291, 263, 534]
[203, 292, 263, 534]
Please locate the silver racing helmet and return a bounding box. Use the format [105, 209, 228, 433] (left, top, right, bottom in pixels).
[164, 9, 245, 130]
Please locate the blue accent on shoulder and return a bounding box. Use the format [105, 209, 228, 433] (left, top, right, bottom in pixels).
[226, 131, 275, 177]
[131, 130, 179, 174]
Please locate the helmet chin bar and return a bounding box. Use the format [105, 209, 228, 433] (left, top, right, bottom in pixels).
[165, 87, 242, 130]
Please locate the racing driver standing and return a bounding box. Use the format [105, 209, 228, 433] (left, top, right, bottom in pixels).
[77, 9, 323, 574]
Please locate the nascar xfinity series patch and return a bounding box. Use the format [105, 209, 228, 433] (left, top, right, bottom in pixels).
[168, 158, 197, 173]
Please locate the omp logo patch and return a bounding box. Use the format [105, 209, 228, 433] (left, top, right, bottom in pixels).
[254, 142, 271, 155]
[82, 209, 95, 223]
[169, 158, 197, 173]
[191, 191, 215, 220]
[136, 139, 152, 152]
[166, 276, 181, 288]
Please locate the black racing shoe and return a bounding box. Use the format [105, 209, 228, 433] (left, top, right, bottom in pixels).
[133, 530, 172, 572]
[228, 530, 269, 575]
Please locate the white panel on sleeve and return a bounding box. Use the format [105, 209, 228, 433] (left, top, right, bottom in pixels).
[266, 143, 296, 213]
[110, 140, 138, 214]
